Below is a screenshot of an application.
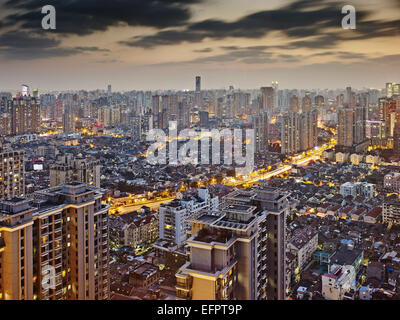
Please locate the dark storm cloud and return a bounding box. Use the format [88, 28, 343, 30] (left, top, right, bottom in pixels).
[74, 46, 110, 53]
[3, 0, 201, 35]
[121, 0, 347, 48]
[0, 47, 81, 60]
[0, 30, 59, 48]
[280, 34, 342, 49]
[0, 31, 110, 60]
[120, 30, 205, 48]
[310, 51, 365, 59]
[122, 0, 400, 50]
[184, 46, 276, 65]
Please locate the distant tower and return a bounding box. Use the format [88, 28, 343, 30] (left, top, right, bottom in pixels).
[107, 84, 112, 96]
[195, 76, 202, 107]
[289, 95, 299, 113]
[346, 86, 354, 107]
[302, 95, 312, 113]
[260, 87, 275, 114]
[63, 105, 75, 133]
[195, 76, 201, 92]
[272, 81, 279, 111]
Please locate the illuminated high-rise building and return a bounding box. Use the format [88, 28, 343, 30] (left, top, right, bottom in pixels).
[299, 110, 318, 151]
[301, 95, 312, 113]
[176, 187, 289, 300]
[261, 87, 275, 114]
[272, 81, 279, 111]
[0, 149, 25, 200]
[281, 113, 300, 154]
[281, 110, 318, 155]
[0, 182, 110, 300]
[195, 77, 202, 107]
[10, 96, 40, 136]
[54, 98, 64, 121]
[62, 105, 75, 133]
[315, 95, 325, 118]
[386, 82, 400, 98]
[289, 95, 299, 113]
[337, 105, 367, 151]
[346, 86, 356, 107]
[177, 101, 190, 130]
[0, 198, 34, 300]
[252, 111, 269, 152]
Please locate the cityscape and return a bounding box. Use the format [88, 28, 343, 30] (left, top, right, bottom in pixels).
[0, 0, 400, 305]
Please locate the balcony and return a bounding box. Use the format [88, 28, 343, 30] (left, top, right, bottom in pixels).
[54, 217, 62, 224]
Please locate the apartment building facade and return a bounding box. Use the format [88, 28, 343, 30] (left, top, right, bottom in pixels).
[0, 150, 25, 200]
[176, 186, 290, 300]
[50, 154, 101, 188]
[0, 182, 110, 300]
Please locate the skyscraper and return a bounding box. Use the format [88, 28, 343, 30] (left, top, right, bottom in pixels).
[337, 106, 367, 151]
[315, 95, 325, 118]
[281, 113, 300, 154]
[176, 187, 289, 300]
[0, 182, 110, 300]
[261, 87, 275, 114]
[199, 110, 209, 127]
[0, 149, 25, 200]
[63, 105, 75, 133]
[301, 95, 312, 113]
[254, 187, 289, 300]
[10, 96, 40, 135]
[252, 111, 269, 152]
[195, 77, 202, 107]
[281, 110, 318, 154]
[195, 76, 201, 92]
[346, 86, 355, 107]
[289, 95, 299, 113]
[386, 82, 400, 98]
[299, 110, 318, 151]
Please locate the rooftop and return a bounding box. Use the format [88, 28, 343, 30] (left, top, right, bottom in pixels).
[331, 246, 363, 266]
[193, 227, 234, 244]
